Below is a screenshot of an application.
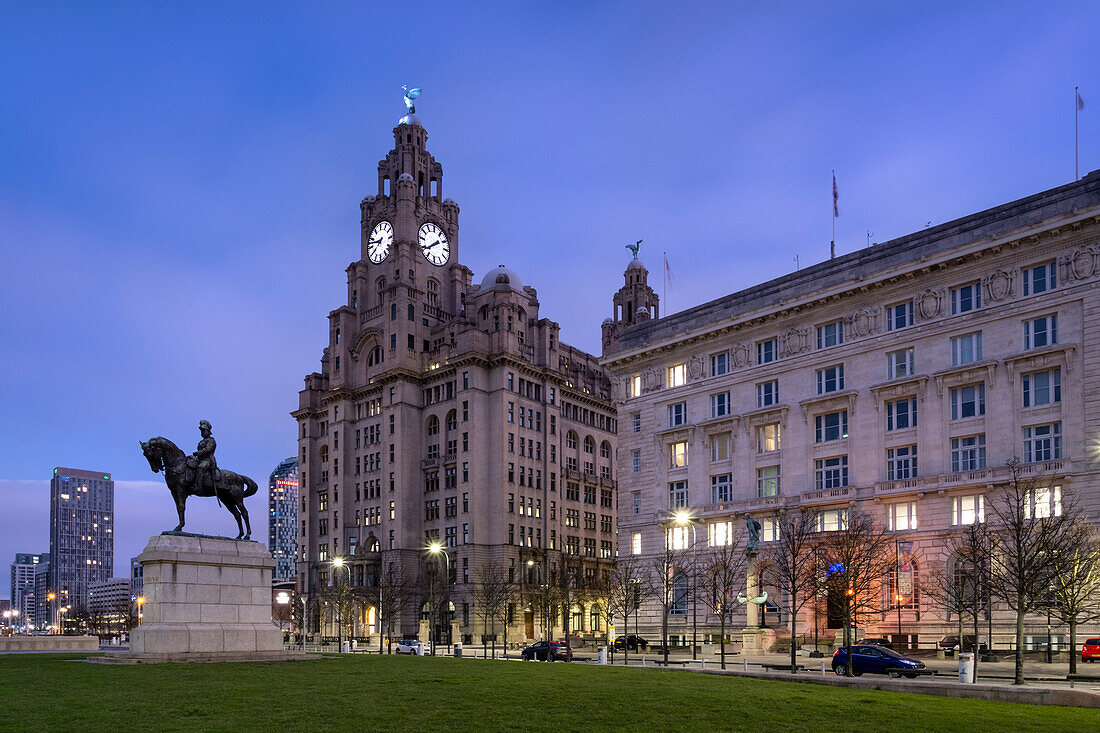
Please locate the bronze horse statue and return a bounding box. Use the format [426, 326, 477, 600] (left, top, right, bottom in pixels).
[141, 436, 259, 540]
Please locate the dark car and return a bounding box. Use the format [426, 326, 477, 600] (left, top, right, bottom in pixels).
[1082, 638, 1100, 663]
[612, 635, 648, 651]
[833, 645, 927, 678]
[856, 637, 894, 650]
[521, 640, 568, 661]
[938, 635, 988, 653]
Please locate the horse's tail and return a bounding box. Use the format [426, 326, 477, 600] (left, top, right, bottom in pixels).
[242, 475, 259, 498]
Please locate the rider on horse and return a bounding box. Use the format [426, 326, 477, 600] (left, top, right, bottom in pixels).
[191, 420, 220, 492]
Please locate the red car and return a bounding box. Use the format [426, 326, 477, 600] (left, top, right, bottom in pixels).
[1082, 638, 1100, 663]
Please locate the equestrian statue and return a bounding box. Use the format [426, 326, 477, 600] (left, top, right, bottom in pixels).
[140, 420, 259, 540]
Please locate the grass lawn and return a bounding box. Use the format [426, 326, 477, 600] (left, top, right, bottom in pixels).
[1, 653, 1097, 732]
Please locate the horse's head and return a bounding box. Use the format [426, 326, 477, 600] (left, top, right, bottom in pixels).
[141, 439, 164, 473]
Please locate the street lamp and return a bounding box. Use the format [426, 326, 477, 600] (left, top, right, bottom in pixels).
[673, 510, 699, 660]
[300, 595, 309, 650]
[427, 542, 451, 656]
[135, 596, 145, 627]
[526, 558, 550, 643]
[47, 593, 56, 635]
[59, 606, 70, 635]
[331, 557, 353, 649]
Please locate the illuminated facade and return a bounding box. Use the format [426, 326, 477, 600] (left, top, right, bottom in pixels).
[603, 171, 1100, 647]
[10, 552, 44, 632]
[268, 457, 300, 581]
[49, 468, 114, 620]
[294, 110, 616, 643]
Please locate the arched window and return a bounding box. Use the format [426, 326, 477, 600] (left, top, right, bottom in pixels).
[319, 445, 329, 463]
[445, 410, 457, 432]
[584, 436, 595, 454]
[426, 416, 440, 437]
[368, 346, 384, 366]
[671, 572, 688, 615]
[889, 558, 921, 612]
[366, 536, 380, 553]
[600, 441, 612, 460]
[426, 279, 439, 307]
[566, 431, 578, 450]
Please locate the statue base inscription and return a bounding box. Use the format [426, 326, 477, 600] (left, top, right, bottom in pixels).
[129, 534, 283, 659]
[741, 627, 776, 654]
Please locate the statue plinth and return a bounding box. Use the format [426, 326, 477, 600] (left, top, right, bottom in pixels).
[128, 534, 284, 660]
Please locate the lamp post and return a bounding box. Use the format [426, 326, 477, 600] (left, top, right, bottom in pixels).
[136, 596, 145, 627]
[300, 595, 308, 650]
[47, 593, 56, 634]
[59, 606, 70, 635]
[895, 594, 903, 648]
[331, 557, 353, 649]
[526, 559, 548, 642]
[673, 510, 699, 660]
[427, 542, 451, 656]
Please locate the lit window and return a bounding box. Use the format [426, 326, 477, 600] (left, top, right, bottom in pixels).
[667, 364, 686, 388]
[815, 508, 848, 532]
[710, 432, 731, 462]
[887, 502, 918, 531]
[951, 495, 984, 525]
[708, 521, 734, 547]
[669, 441, 689, 469]
[631, 532, 642, 555]
[756, 422, 781, 452]
[1025, 486, 1062, 519]
[756, 466, 780, 497]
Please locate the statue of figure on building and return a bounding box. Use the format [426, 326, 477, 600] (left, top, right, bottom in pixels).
[626, 239, 642, 259]
[191, 420, 220, 493]
[403, 85, 422, 114]
[743, 513, 762, 551]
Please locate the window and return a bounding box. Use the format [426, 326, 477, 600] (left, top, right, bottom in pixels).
[816, 321, 844, 349]
[1025, 486, 1062, 519]
[887, 445, 918, 480]
[950, 384, 986, 420]
[756, 466, 780, 497]
[887, 502, 918, 531]
[886, 301, 913, 331]
[814, 456, 849, 490]
[1023, 422, 1062, 462]
[566, 431, 577, 450]
[756, 422, 780, 452]
[711, 352, 729, 376]
[886, 348, 914, 380]
[711, 474, 732, 503]
[951, 282, 982, 314]
[669, 441, 688, 469]
[757, 339, 776, 364]
[760, 516, 778, 542]
[632, 450, 641, 473]
[710, 432, 731, 462]
[709, 521, 734, 547]
[1023, 368, 1061, 407]
[668, 481, 688, 509]
[815, 508, 848, 532]
[667, 526, 689, 551]
[667, 364, 686, 388]
[756, 380, 779, 408]
[1022, 261, 1057, 296]
[671, 573, 689, 615]
[632, 491, 641, 514]
[711, 392, 730, 418]
[815, 411, 848, 443]
[951, 435, 987, 472]
[1024, 314, 1058, 349]
[816, 365, 844, 394]
[631, 532, 642, 555]
[632, 413, 641, 433]
[886, 398, 917, 431]
[951, 495, 984, 525]
[668, 402, 687, 426]
[629, 374, 641, 397]
[951, 332, 983, 365]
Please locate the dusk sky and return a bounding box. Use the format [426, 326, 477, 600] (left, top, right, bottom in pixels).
[1, 2, 1096, 582]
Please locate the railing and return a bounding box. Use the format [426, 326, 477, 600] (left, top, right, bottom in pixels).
[363, 305, 383, 321]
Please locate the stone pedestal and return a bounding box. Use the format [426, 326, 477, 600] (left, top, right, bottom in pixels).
[129, 533, 283, 660]
[741, 627, 776, 654]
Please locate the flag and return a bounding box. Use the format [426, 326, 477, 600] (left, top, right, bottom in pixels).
[663, 252, 674, 288]
[1078, 89, 1085, 111]
[832, 172, 839, 217]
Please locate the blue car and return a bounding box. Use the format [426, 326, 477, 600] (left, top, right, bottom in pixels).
[832, 644, 926, 678]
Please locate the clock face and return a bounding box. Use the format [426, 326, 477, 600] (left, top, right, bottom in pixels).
[418, 222, 450, 266]
[367, 221, 393, 263]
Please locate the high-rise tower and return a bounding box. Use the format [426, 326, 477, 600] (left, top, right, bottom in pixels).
[49, 468, 114, 622]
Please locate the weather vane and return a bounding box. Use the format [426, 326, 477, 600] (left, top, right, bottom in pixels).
[403, 85, 422, 114]
[626, 239, 642, 258]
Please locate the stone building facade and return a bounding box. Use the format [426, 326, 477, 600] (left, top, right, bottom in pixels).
[602, 171, 1100, 649]
[293, 109, 617, 645]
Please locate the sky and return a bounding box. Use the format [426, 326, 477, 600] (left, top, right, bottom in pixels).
[1, 1, 1097, 584]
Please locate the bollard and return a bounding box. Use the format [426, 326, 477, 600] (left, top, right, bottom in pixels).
[597, 646, 607, 665]
[454, 642, 462, 658]
[701, 659, 705, 670]
[958, 653, 975, 683]
[821, 661, 826, 676]
[743, 659, 748, 671]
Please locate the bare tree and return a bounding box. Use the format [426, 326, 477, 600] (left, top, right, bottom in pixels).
[418, 556, 452, 656]
[815, 510, 895, 677]
[761, 509, 819, 673]
[318, 577, 357, 646]
[605, 555, 650, 665]
[985, 460, 1077, 684]
[699, 541, 747, 669]
[927, 520, 990, 681]
[471, 560, 512, 659]
[1048, 520, 1100, 674]
[374, 563, 414, 654]
[552, 557, 585, 661]
[650, 525, 693, 665]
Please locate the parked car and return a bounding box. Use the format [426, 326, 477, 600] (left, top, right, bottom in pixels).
[855, 637, 894, 650]
[612, 635, 649, 651]
[1082, 638, 1100, 663]
[395, 639, 430, 655]
[833, 645, 927, 678]
[521, 640, 569, 661]
[937, 636, 988, 653]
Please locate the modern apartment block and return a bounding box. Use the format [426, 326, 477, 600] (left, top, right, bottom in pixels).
[49, 468, 114, 618]
[10, 552, 44, 632]
[87, 577, 130, 628]
[268, 457, 300, 582]
[294, 107, 617, 644]
[602, 171, 1100, 646]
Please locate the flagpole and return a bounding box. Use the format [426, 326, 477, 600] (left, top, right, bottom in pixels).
[663, 250, 667, 313]
[831, 170, 836, 259]
[1076, 86, 1080, 181]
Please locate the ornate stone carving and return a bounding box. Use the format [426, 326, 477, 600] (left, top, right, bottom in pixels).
[844, 306, 880, 339]
[983, 269, 1015, 302]
[688, 354, 705, 381]
[1060, 245, 1100, 282]
[916, 288, 944, 321]
[731, 343, 751, 369]
[780, 327, 809, 357]
[641, 368, 659, 393]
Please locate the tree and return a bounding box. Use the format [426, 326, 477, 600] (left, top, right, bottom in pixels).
[1048, 520, 1100, 674]
[418, 552, 452, 656]
[374, 563, 414, 654]
[815, 510, 894, 677]
[651, 523, 694, 665]
[928, 520, 990, 681]
[471, 560, 512, 659]
[604, 555, 650, 665]
[318, 577, 357, 646]
[985, 460, 1077, 685]
[761, 509, 819, 673]
[699, 541, 747, 669]
[552, 557, 584, 661]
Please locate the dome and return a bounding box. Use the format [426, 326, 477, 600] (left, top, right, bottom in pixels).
[398, 173, 414, 182]
[479, 265, 524, 292]
[627, 258, 646, 270]
[398, 113, 422, 127]
[602, 318, 613, 325]
[442, 198, 456, 206]
[362, 195, 376, 203]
